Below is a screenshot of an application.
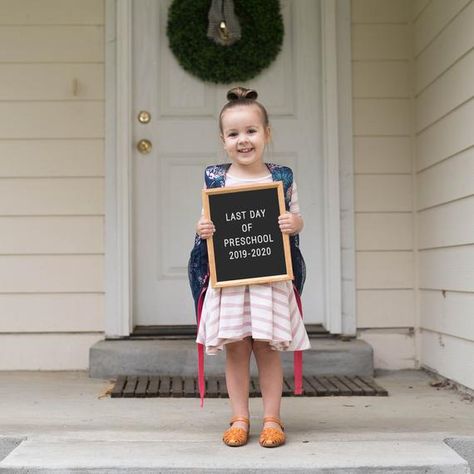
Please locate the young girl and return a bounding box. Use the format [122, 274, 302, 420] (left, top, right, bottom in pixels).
[189, 87, 311, 448]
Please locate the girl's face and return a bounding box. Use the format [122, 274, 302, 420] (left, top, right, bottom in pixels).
[220, 105, 270, 168]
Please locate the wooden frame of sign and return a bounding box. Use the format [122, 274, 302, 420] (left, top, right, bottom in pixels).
[202, 181, 294, 288]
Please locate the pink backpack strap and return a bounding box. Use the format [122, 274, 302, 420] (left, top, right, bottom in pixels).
[196, 286, 207, 407]
[293, 287, 304, 395]
[198, 344, 205, 406]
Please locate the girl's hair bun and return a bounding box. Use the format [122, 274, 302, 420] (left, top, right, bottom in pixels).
[219, 86, 268, 132]
[226, 87, 258, 102]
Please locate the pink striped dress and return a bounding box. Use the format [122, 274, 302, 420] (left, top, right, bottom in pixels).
[196, 172, 311, 355]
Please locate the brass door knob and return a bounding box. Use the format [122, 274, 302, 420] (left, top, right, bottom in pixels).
[136, 139, 152, 154]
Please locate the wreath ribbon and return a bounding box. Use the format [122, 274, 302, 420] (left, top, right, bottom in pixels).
[207, 0, 241, 46]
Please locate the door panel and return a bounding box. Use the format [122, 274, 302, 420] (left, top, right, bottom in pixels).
[132, 0, 324, 325]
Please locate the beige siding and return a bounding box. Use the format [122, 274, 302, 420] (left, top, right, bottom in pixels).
[413, 0, 474, 389]
[0, 26, 103, 62]
[0, 294, 104, 332]
[352, 62, 411, 99]
[0, 102, 104, 138]
[0, 140, 103, 176]
[354, 137, 411, 174]
[352, 0, 416, 368]
[418, 197, 474, 248]
[0, 0, 104, 370]
[419, 291, 474, 341]
[0, 64, 104, 100]
[352, 25, 411, 61]
[415, 99, 473, 170]
[356, 214, 413, 251]
[414, 0, 471, 55]
[421, 330, 474, 389]
[352, 0, 474, 387]
[414, 1, 474, 93]
[0, 334, 104, 370]
[0, 0, 104, 24]
[415, 49, 474, 132]
[351, 0, 412, 24]
[357, 290, 415, 328]
[356, 330, 417, 370]
[413, 0, 431, 21]
[0, 217, 104, 253]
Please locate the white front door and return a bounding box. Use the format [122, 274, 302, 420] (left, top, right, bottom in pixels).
[132, 0, 324, 326]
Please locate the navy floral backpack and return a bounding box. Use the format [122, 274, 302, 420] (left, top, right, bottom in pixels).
[188, 163, 305, 307]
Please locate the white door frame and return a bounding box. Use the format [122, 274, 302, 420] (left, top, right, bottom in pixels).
[104, 0, 355, 338]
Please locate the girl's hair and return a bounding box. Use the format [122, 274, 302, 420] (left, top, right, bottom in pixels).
[219, 86, 270, 133]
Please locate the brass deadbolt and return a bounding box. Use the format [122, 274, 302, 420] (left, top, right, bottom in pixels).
[137, 110, 151, 124]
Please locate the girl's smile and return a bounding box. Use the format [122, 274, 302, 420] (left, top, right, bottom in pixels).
[220, 105, 270, 174]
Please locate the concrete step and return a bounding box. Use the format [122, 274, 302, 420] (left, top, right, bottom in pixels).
[0, 437, 469, 473]
[89, 337, 374, 379]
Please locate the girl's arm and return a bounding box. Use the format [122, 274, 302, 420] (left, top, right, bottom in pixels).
[196, 216, 216, 239]
[197, 181, 215, 239]
[278, 180, 304, 235]
[196, 215, 215, 239]
[278, 212, 303, 235]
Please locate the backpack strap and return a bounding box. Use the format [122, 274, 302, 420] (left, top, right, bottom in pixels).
[267, 163, 293, 211]
[204, 163, 229, 189]
[196, 163, 229, 407]
[269, 163, 304, 395]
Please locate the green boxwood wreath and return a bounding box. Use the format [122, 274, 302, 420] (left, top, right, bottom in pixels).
[167, 0, 284, 84]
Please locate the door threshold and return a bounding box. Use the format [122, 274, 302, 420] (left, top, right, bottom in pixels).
[129, 324, 331, 339]
[130, 325, 196, 339]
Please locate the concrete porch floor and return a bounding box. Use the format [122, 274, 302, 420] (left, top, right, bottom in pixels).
[0, 369, 473, 472]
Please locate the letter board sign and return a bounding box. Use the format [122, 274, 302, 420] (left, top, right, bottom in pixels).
[203, 181, 294, 288]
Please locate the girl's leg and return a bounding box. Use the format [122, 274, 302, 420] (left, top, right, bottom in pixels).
[224, 336, 253, 430]
[252, 340, 284, 430]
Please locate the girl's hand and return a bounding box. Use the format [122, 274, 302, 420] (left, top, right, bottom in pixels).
[278, 212, 303, 235]
[196, 216, 215, 239]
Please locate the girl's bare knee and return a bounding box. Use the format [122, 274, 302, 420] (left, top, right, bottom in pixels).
[252, 340, 272, 355]
[225, 336, 252, 355]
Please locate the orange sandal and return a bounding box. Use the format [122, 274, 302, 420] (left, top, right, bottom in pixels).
[222, 416, 250, 447]
[259, 416, 286, 448]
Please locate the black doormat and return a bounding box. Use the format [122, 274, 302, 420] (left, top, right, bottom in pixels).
[110, 375, 388, 398]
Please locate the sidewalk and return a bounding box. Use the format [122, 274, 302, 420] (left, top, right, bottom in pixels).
[0, 369, 473, 472]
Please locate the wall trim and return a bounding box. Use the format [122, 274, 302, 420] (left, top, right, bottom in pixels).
[105, 0, 356, 337]
[321, 0, 342, 333]
[105, 0, 133, 337]
[320, 0, 355, 335]
[336, 0, 356, 336]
